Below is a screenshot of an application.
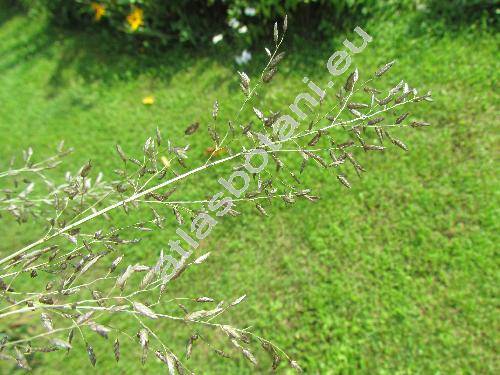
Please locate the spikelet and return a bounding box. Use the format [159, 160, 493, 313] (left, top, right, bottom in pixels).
[269, 51, 286, 68]
[391, 138, 409, 151]
[367, 117, 384, 126]
[40, 313, 53, 332]
[138, 329, 148, 364]
[375, 60, 395, 77]
[212, 99, 219, 120]
[337, 174, 351, 188]
[263, 67, 278, 83]
[410, 120, 430, 128]
[184, 122, 199, 135]
[115, 144, 127, 162]
[238, 71, 250, 96]
[86, 343, 96, 367]
[344, 68, 359, 91]
[133, 302, 158, 319]
[114, 338, 120, 362]
[290, 359, 303, 373]
[186, 334, 198, 359]
[395, 112, 410, 124]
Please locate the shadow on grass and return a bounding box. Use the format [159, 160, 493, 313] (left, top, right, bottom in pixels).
[0, 0, 23, 26]
[1, 0, 496, 98]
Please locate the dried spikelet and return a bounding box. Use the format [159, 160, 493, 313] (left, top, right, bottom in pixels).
[86, 343, 96, 367]
[230, 294, 246, 306]
[395, 112, 410, 124]
[410, 120, 430, 127]
[290, 359, 303, 373]
[155, 350, 175, 375]
[116, 264, 134, 290]
[337, 174, 351, 188]
[140, 265, 157, 290]
[263, 67, 278, 83]
[185, 305, 223, 321]
[262, 341, 281, 370]
[242, 348, 258, 366]
[132, 264, 150, 272]
[255, 203, 268, 216]
[51, 338, 72, 350]
[40, 313, 53, 332]
[138, 328, 148, 364]
[79, 254, 102, 275]
[273, 22, 279, 44]
[212, 348, 230, 358]
[395, 90, 411, 104]
[349, 108, 363, 118]
[374, 126, 384, 143]
[91, 290, 103, 306]
[109, 255, 123, 273]
[208, 124, 221, 146]
[178, 303, 188, 314]
[115, 144, 127, 162]
[351, 126, 365, 146]
[186, 334, 198, 359]
[193, 252, 211, 264]
[77, 311, 94, 325]
[283, 14, 288, 33]
[344, 68, 359, 91]
[238, 71, 250, 96]
[196, 297, 215, 303]
[39, 296, 54, 305]
[156, 127, 162, 146]
[269, 51, 286, 68]
[212, 100, 219, 120]
[389, 80, 405, 95]
[363, 144, 385, 151]
[80, 160, 92, 178]
[348, 102, 369, 110]
[68, 328, 74, 347]
[114, 338, 120, 362]
[15, 347, 31, 370]
[303, 150, 328, 168]
[346, 153, 365, 172]
[172, 206, 184, 225]
[133, 302, 158, 319]
[364, 86, 381, 94]
[271, 153, 284, 170]
[253, 107, 264, 121]
[375, 60, 395, 77]
[367, 117, 384, 126]
[308, 132, 322, 146]
[89, 322, 111, 339]
[221, 325, 241, 340]
[415, 91, 433, 102]
[129, 157, 142, 166]
[392, 138, 409, 151]
[184, 122, 199, 135]
[378, 94, 393, 106]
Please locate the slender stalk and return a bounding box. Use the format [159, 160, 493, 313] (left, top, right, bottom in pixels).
[0, 152, 241, 266]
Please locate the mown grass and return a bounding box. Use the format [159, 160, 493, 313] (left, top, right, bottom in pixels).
[0, 5, 498, 374]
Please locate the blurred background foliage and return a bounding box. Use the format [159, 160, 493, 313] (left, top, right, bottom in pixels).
[12, 0, 499, 46]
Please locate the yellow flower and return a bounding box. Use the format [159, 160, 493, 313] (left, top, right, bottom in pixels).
[142, 95, 154, 105]
[127, 7, 144, 31]
[90, 3, 106, 21]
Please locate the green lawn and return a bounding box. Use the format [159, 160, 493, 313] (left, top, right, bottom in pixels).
[0, 5, 498, 374]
